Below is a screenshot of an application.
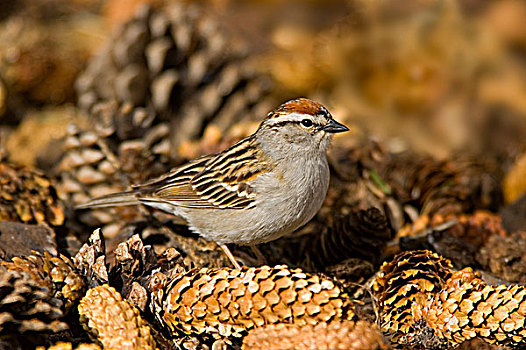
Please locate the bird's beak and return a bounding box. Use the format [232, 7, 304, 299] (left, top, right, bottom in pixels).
[322, 119, 349, 133]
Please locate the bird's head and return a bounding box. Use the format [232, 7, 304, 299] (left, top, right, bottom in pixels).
[257, 98, 349, 154]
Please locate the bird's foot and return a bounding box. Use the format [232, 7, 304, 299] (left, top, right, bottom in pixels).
[250, 244, 268, 265]
[219, 243, 242, 269]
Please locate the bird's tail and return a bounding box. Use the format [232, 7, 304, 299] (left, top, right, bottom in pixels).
[75, 191, 140, 209]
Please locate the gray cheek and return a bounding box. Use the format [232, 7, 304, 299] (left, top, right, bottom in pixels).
[282, 132, 294, 143]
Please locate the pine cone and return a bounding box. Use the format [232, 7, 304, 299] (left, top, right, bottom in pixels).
[37, 343, 101, 350]
[477, 230, 526, 283]
[111, 233, 182, 311]
[302, 207, 392, 269]
[0, 0, 90, 116]
[108, 219, 233, 269]
[73, 229, 109, 288]
[241, 321, 390, 350]
[78, 284, 157, 350]
[150, 265, 355, 339]
[396, 211, 508, 268]
[374, 250, 526, 348]
[0, 265, 67, 335]
[318, 139, 390, 225]
[0, 161, 64, 226]
[324, 259, 375, 294]
[381, 155, 500, 221]
[1, 251, 85, 313]
[372, 250, 453, 347]
[55, 121, 169, 228]
[114, 234, 159, 283]
[314, 144, 500, 240]
[76, 3, 272, 149]
[425, 268, 526, 347]
[430, 211, 507, 247]
[458, 338, 508, 350]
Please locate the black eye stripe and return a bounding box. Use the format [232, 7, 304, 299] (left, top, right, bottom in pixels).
[270, 120, 322, 128]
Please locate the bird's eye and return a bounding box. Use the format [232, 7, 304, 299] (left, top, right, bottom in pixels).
[301, 119, 313, 127]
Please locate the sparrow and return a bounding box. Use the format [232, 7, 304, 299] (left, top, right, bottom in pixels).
[77, 98, 349, 268]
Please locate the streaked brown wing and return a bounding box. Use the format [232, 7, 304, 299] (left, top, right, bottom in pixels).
[134, 136, 267, 209]
[131, 155, 215, 208]
[190, 138, 265, 209]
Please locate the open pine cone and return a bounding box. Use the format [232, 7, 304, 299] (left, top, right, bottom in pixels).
[54, 2, 274, 230]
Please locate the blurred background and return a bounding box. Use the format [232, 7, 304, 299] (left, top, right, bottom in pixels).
[2, 0, 526, 240]
[2, 0, 526, 202]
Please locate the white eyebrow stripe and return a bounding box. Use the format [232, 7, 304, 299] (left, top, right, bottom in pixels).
[267, 112, 314, 125]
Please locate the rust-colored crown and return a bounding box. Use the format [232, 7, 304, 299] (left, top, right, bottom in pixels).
[267, 98, 330, 119]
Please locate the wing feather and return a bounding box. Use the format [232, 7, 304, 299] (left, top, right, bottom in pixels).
[132, 136, 268, 209]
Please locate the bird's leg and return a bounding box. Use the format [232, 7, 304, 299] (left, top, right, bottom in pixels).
[220, 244, 242, 269]
[250, 244, 267, 265]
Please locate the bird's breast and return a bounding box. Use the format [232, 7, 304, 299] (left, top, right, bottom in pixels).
[253, 155, 330, 230]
